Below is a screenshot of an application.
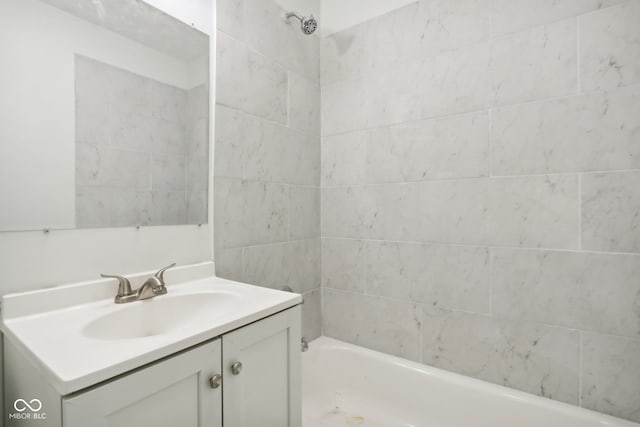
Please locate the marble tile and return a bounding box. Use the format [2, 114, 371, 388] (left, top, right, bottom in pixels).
[492, 85, 640, 175]
[186, 191, 208, 225]
[492, 248, 640, 337]
[323, 288, 422, 361]
[581, 333, 640, 422]
[321, 130, 367, 187]
[290, 186, 320, 240]
[322, 60, 420, 135]
[217, 0, 244, 41]
[366, 241, 490, 313]
[187, 84, 209, 123]
[214, 105, 245, 179]
[186, 116, 209, 159]
[321, 25, 368, 86]
[367, 3, 421, 77]
[302, 288, 322, 341]
[75, 187, 111, 228]
[149, 80, 187, 125]
[150, 191, 187, 225]
[109, 66, 155, 153]
[150, 117, 185, 156]
[491, 0, 625, 36]
[186, 151, 209, 193]
[214, 246, 244, 282]
[290, 132, 320, 186]
[580, 1, 640, 92]
[419, 0, 491, 56]
[244, 118, 319, 185]
[214, 178, 289, 248]
[288, 72, 320, 133]
[321, 186, 368, 238]
[75, 55, 111, 147]
[76, 144, 152, 189]
[366, 112, 490, 183]
[152, 151, 186, 191]
[582, 171, 640, 253]
[490, 19, 578, 107]
[365, 176, 579, 248]
[109, 108, 156, 153]
[321, 238, 364, 292]
[216, 30, 288, 124]
[363, 183, 422, 242]
[421, 42, 492, 118]
[242, 0, 319, 81]
[243, 239, 320, 294]
[111, 189, 153, 227]
[321, 3, 420, 86]
[422, 308, 580, 404]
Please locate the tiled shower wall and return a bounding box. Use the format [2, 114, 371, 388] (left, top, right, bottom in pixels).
[321, 0, 640, 422]
[214, 0, 322, 340]
[75, 55, 208, 227]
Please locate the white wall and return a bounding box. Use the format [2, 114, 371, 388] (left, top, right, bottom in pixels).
[274, 0, 320, 20]
[0, 0, 215, 294]
[320, 0, 416, 36]
[143, 0, 213, 35]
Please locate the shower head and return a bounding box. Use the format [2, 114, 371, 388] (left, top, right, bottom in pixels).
[284, 11, 318, 35]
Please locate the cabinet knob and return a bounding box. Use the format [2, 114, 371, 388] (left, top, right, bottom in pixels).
[231, 361, 243, 375]
[209, 374, 222, 389]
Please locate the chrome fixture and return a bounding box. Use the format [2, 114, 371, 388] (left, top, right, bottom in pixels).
[101, 262, 176, 304]
[209, 374, 222, 389]
[283, 11, 317, 35]
[301, 337, 309, 352]
[231, 361, 243, 375]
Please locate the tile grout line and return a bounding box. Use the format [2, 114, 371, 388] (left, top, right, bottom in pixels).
[488, 108, 493, 178]
[363, 240, 367, 296]
[317, 236, 640, 258]
[576, 16, 581, 94]
[488, 248, 493, 316]
[579, 331, 583, 408]
[319, 168, 640, 188]
[578, 174, 583, 250]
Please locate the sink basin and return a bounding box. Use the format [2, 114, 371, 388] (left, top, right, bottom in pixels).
[83, 292, 241, 340]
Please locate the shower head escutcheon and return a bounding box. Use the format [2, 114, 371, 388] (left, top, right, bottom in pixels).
[283, 11, 318, 35]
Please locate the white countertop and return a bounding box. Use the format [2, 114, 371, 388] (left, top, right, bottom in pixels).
[0, 262, 301, 395]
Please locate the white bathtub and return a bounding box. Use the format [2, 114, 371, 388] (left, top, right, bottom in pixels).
[302, 337, 639, 427]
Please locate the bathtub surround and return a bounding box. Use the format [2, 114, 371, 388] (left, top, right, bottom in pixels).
[214, 0, 322, 340]
[320, 0, 640, 422]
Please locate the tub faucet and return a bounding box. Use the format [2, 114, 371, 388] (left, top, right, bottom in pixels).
[101, 263, 175, 304]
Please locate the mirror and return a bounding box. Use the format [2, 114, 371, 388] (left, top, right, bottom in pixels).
[0, 0, 210, 231]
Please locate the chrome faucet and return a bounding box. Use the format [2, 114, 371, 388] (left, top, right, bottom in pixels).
[101, 263, 176, 304]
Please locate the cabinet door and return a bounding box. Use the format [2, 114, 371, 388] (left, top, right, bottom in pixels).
[222, 306, 301, 427]
[63, 339, 222, 427]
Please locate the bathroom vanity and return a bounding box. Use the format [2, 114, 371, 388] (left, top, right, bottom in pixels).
[1, 262, 302, 427]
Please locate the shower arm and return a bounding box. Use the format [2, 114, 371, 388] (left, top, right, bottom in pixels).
[284, 11, 304, 23]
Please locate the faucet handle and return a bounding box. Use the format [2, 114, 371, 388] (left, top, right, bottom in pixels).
[154, 262, 176, 285]
[100, 274, 133, 297]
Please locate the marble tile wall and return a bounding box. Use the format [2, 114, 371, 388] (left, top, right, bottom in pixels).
[320, 0, 640, 421]
[214, 0, 322, 340]
[75, 56, 209, 227]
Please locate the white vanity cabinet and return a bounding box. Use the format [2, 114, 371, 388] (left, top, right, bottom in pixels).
[4, 306, 301, 427]
[223, 306, 301, 427]
[64, 339, 223, 427]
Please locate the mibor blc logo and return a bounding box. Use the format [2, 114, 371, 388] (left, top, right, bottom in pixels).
[8, 398, 47, 421]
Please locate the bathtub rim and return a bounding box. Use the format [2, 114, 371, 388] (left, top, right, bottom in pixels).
[304, 336, 640, 427]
